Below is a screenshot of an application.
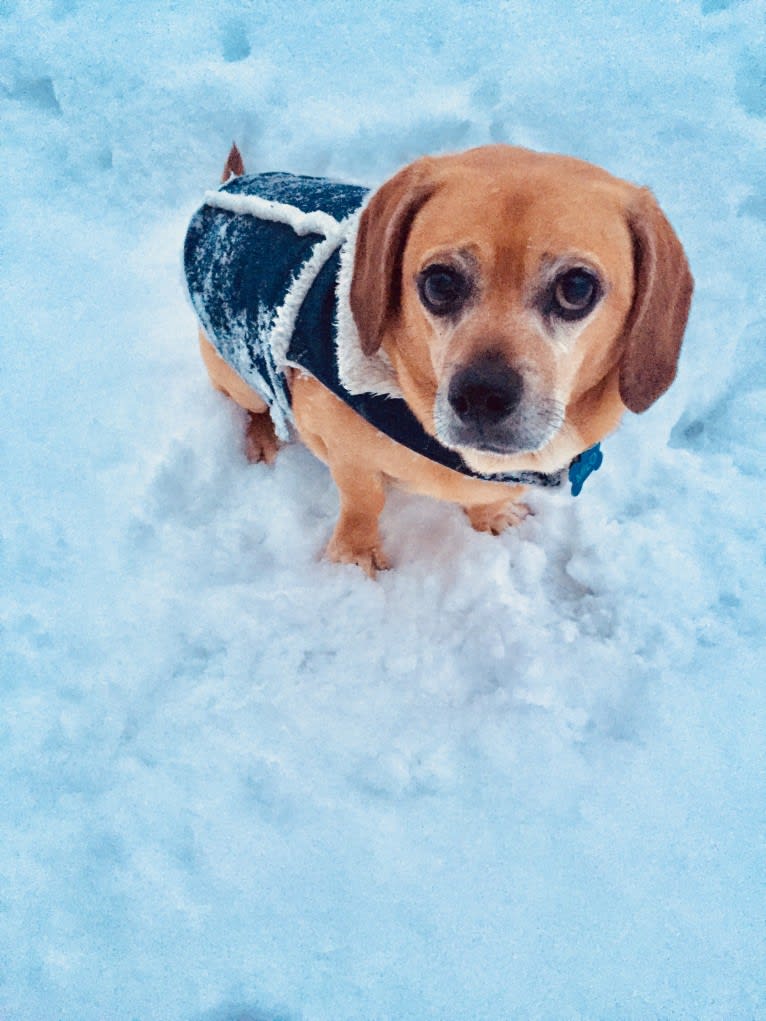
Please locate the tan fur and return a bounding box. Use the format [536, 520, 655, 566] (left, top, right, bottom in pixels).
[199, 331, 279, 464]
[196, 145, 693, 575]
[222, 143, 245, 183]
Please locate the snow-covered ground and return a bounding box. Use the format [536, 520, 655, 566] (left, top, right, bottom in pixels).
[2, 2, 765, 1019]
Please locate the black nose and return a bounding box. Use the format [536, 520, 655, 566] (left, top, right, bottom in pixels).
[447, 358, 523, 425]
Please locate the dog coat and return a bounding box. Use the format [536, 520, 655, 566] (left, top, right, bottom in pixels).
[184, 172, 602, 492]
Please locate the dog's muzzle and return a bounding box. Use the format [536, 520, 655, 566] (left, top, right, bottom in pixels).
[436, 354, 562, 455]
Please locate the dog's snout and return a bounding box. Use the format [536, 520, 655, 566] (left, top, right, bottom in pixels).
[447, 359, 523, 425]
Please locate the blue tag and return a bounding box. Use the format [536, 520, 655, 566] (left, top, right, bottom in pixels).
[568, 443, 604, 497]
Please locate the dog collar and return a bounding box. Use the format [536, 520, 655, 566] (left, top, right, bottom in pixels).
[185, 173, 605, 497]
[463, 442, 603, 494]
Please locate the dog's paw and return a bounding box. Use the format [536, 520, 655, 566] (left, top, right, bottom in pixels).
[324, 536, 392, 578]
[465, 499, 532, 536]
[244, 411, 279, 464]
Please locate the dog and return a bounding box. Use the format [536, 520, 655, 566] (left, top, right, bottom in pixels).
[184, 143, 693, 576]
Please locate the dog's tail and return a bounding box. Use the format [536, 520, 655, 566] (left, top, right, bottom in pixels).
[222, 142, 245, 183]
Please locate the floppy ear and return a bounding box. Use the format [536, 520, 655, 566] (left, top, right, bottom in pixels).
[350, 159, 436, 356]
[619, 188, 694, 413]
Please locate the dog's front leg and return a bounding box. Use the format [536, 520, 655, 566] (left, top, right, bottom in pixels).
[464, 490, 531, 535]
[324, 464, 390, 577]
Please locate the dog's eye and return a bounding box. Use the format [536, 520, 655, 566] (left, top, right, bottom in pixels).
[418, 265, 470, 315]
[551, 268, 599, 320]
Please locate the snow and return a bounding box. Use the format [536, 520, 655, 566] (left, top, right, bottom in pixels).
[1, 1, 765, 1019]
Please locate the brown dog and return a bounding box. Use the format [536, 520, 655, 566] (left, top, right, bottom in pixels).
[189, 144, 693, 576]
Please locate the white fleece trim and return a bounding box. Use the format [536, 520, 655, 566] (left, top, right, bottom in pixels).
[204, 186, 403, 404]
[203, 190, 343, 240]
[269, 228, 347, 372]
[334, 207, 403, 398]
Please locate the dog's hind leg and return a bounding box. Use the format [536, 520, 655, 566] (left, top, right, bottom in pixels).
[199, 331, 279, 464]
[242, 412, 279, 464]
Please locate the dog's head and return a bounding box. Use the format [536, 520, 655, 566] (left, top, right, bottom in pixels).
[350, 145, 693, 470]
